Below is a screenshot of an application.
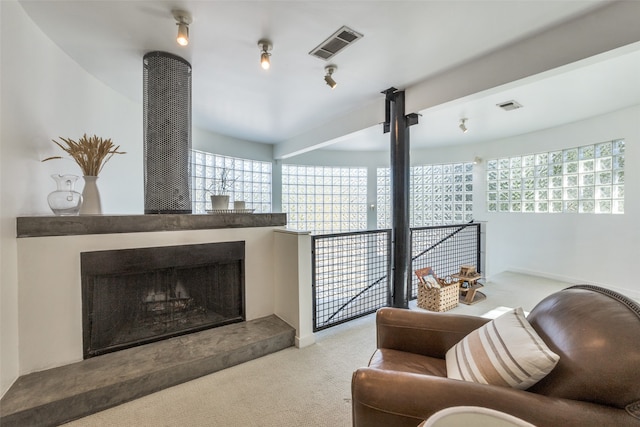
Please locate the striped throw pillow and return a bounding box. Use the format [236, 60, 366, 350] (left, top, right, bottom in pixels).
[445, 307, 559, 390]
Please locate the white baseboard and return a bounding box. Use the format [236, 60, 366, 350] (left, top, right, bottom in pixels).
[295, 333, 316, 348]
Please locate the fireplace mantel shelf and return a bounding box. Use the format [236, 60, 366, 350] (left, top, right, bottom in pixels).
[16, 213, 287, 238]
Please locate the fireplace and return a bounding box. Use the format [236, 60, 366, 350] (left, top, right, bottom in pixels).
[81, 241, 245, 358]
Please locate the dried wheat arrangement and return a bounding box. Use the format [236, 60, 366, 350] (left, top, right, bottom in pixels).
[42, 134, 125, 176]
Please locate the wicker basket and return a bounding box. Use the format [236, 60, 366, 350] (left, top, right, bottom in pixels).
[417, 280, 460, 312]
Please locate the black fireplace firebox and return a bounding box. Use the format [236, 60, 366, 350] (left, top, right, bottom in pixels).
[81, 242, 245, 358]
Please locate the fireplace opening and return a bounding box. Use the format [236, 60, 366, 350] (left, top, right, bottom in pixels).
[81, 242, 245, 358]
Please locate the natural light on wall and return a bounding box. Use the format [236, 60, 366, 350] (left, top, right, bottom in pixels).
[282, 165, 367, 234]
[377, 162, 474, 229]
[486, 139, 624, 214]
[191, 150, 272, 214]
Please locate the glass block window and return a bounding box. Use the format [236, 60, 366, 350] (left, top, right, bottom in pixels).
[376, 168, 392, 229]
[191, 150, 272, 214]
[486, 139, 624, 214]
[282, 165, 367, 234]
[377, 162, 474, 229]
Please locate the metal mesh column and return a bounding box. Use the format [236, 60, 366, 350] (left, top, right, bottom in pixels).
[143, 51, 192, 214]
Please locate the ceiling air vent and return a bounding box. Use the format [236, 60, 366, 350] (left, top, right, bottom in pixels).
[309, 26, 363, 61]
[497, 100, 523, 111]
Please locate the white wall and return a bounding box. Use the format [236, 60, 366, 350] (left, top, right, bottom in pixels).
[1, 0, 139, 396]
[273, 229, 314, 348]
[284, 149, 389, 168]
[193, 127, 274, 162]
[1, 4, 144, 217]
[306, 107, 640, 300]
[0, 1, 280, 396]
[409, 106, 640, 299]
[16, 227, 280, 374]
[473, 106, 640, 299]
[0, 0, 16, 403]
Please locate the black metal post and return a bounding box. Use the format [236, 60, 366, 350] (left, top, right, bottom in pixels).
[387, 89, 411, 308]
[476, 224, 482, 274]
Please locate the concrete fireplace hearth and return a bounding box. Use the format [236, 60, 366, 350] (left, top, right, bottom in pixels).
[1, 213, 313, 426]
[1, 315, 294, 427]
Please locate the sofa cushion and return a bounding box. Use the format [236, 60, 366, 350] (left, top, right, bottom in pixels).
[445, 307, 559, 390]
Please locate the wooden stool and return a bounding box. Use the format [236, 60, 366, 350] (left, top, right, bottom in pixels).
[452, 273, 486, 305]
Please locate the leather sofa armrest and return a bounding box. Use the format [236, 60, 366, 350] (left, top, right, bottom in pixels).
[352, 368, 637, 427]
[376, 307, 490, 358]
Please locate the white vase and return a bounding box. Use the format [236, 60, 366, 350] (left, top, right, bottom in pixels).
[210, 195, 229, 210]
[81, 176, 102, 215]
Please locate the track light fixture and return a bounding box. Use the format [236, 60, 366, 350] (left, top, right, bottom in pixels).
[324, 65, 337, 89]
[258, 39, 272, 70]
[459, 118, 468, 133]
[173, 10, 192, 46]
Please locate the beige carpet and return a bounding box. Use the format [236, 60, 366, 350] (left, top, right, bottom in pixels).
[63, 272, 571, 427]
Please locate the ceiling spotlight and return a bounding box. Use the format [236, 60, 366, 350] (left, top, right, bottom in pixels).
[459, 118, 468, 133]
[324, 65, 337, 89]
[173, 10, 192, 46]
[258, 39, 272, 70]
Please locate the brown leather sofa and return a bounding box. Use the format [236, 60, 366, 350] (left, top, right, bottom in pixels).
[352, 285, 640, 426]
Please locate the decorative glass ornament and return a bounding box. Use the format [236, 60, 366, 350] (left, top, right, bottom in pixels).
[47, 174, 82, 215]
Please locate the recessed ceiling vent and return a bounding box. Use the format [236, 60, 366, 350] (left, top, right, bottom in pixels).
[309, 26, 363, 61]
[497, 100, 523, 111]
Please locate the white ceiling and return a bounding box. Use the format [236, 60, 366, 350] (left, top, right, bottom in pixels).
[329, 43, 640, 151]
[18, 1, 640, 155]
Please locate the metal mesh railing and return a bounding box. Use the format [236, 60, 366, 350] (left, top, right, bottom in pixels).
[312, 230, 391, 331]
[410, 223, 481, 298]
[311, 223, 480, 331]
